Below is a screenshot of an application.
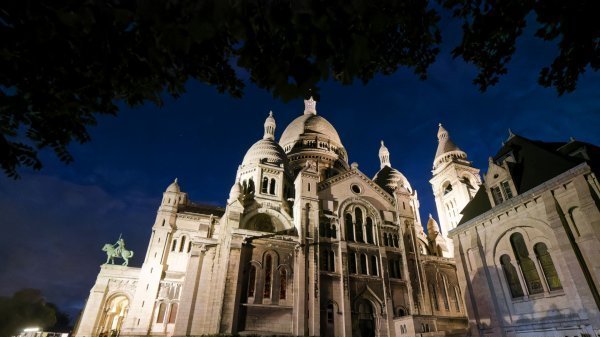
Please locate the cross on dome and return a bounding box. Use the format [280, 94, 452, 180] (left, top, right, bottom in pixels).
[304, 96, 317, 115]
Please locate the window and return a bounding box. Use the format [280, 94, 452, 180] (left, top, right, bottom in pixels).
[179, 236, 186, 252]
[168, 303, 178, 323]
[280, 269, 287, 299]
[440, 275, 449, 310]
[430, 283, 439, 310]
[360, 254, 368, 274]
[345, 214, 354, 241]
[261, 177, 269, 194]
[248, 265, 256, 297]
[270, 178, 276, 195]
[444, 183, 453, 195]
[171, 240, 177, 252]
[327, 303, 334, 323]
[500, 254, 524, 298]
[384, 233, 389, 246]
[187, 241, 192, 253]
[349, 252, 357, 273]
[366, 217, 374, 244]
[501, 181, 513, 199]
[389, 259, 402, 279]
[156, 303, 166, 323]
[370, 255, 378, 276]
[355, 208, 364, 242]
[510, 233, 543, 295]
[534, 243, 562, 291]
[329, 251, 335, 272]
[491, 186, 504, 205]
[264, 255, 272, 298]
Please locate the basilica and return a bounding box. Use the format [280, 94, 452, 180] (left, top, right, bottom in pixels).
[73, 98, 474, 337]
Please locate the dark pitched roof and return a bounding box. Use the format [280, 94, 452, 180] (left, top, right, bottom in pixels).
[179, 202, 225, 217]
[458, 135, 599, 226]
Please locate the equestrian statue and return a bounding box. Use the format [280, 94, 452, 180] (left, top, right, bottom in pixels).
[102, 234, 134, 266]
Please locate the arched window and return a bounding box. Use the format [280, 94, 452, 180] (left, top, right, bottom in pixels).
[429, 283, 439, 310]
[248, 265, 256, 297]
[444, 183, 453, 195]
[534, 243, 562, 291]
[370, 255, 378, 276]
[510, 233, 543, 295]
[366, 217, 374, 244]
[248, 179, 255, 193]
[360, 254, 368, 274]
[270, 178, 276, 195]
[345, 214, 354, 241]
[321, 250, 330, 271]
[187, 241, 192, 253]
[453, 286, 461, 311]
[280, 269, 287, 299]
[156, 302, 166, 323]
[264, 255, 272, 298]
[179, 236, 186, 252]
[242, 180, 248, 193]
[355, 208, 364, 242]
[261, 177, 269, 194]
[320, 222, 327, 237]
[331, 225, 337, 239]
[326, 303, 334, 323]
[397, 307, 407, 317]
[349, 252, 357, 274]
[394, 235, 399, 248]
[171, 240, 177, 252]
[440, 275, 449, 310]
[500, 254, 524, 298]
[384, 233, 389, 247]
[168, 303, 178, 323]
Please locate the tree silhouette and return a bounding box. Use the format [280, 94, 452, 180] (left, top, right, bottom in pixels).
[1, 0, 597, 177]
[0, 289, 57, 337]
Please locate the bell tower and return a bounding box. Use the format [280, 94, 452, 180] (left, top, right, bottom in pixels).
[429, 124, 480, 256]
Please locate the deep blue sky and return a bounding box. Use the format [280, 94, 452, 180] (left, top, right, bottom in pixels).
[0, 14, 598, 323]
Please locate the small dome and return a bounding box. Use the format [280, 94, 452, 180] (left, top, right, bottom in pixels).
[166, 178, 180, 193]
[241, 139, 288, 167]
[373, 166, 412, 194]
[426, 214, 440, 236]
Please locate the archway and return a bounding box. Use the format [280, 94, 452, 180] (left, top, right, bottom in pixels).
[354, 300, 375, 337]
[98, 295, 129, 337]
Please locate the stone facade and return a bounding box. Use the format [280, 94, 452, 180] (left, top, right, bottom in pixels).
[448, 134, 600, 337]
[73, 98, 469, 337]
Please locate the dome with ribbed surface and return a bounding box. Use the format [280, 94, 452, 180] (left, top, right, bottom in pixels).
[241, 139, 288, 167]
[280, 114, 343, 148]
[373, 166, 411, 194]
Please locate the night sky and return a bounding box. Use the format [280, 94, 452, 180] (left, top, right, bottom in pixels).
[0, 15, 598, 323]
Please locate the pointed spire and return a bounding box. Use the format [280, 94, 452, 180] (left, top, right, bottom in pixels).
[379, 140, 391, 169]
[263, 111, 276, 140]
[304, 96, 317, 115]
[434, 123, 466, 169]
[427, 214, 440, 237]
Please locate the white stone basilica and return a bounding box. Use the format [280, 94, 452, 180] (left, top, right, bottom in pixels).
[73, 98, 478, 337]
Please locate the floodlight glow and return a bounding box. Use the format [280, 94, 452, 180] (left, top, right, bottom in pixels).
[23, 328, 40, 332]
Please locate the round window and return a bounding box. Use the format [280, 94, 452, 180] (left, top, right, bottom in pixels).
[351, 184, 362, 194]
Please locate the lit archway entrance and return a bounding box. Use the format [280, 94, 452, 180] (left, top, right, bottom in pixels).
[355, 300, 375, 337]
[98, 295, 129, 337]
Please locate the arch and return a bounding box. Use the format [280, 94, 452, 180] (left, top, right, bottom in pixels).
[360, 254, 368, 274]
[270, 178, 276, 195]
[156, 302, 167, 323]
[345, 213, 354, 241]
[510, 233, 543, 295]
[264, 254, 273, 298]
[355, 208, 364, 242]
[349, 251, 357, 274]
[99, 294, 130, 335]
[396, 306, 409, 317]
[534, 242, 562, 291]
[442, 181, 453, 195]
[240, 208, 293, 232]
[354, 299, 376, 337]
[171, 239, 177, 252]
[440, 274, 449, 310]
[279, 268, 287, 299]
[429, 283, 439, 310]
[370, 255, 378, 276]
[383, 233, 389, 247]
[261, 177, 269, 194]
[247, 264, 257, 297]
[168, 303, 178, 323]
[366, 217, 374, 244]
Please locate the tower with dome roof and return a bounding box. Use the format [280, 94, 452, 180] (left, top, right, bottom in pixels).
[429, 123, 481, 257]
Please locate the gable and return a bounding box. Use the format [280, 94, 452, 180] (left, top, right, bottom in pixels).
[318, 169, 395, 211]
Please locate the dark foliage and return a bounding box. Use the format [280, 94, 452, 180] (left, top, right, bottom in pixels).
[1, 0, 597, 177]
[0, 289, 57, 337]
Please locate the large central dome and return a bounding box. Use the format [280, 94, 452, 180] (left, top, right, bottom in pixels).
[279, 114, 343, 147]
[278, 97, 349, 179]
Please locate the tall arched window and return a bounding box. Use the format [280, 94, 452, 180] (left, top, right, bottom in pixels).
[440, 275, 449, 310]
[355, 208, 364, 242]
[171, 240, 177, 252]
[370, 255, 378, 276]
[453, 286, 461, 311]
[331, 224, 337, 239]
[345, 214, 354, 241]
[321, 250, 330, 271]
[168, 303, 178, 323]
[270, 178, 276, 195]
[430, 283, 439, 310]
[329, 251, 335, 272]
[394, 235, 399, 248]
[534, 243, 562, 291]
[500, 254, 524, 298]
[248, 178, 255, 193]
[261, 177, 269, 194]
[280, 269, 287, 299]
[349, 252, 357, 273]
[156, 302, 166, 323]
[187, 241, 192, 253]
[179, 236, 186, 252]
[366, 217, 374, 244]
[248, 265, 257, 297]
[360, 254, 368, 274]
[264, 255, 272, 298]
[384, 233, 389, 247]
[510, 233, 543, 295]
